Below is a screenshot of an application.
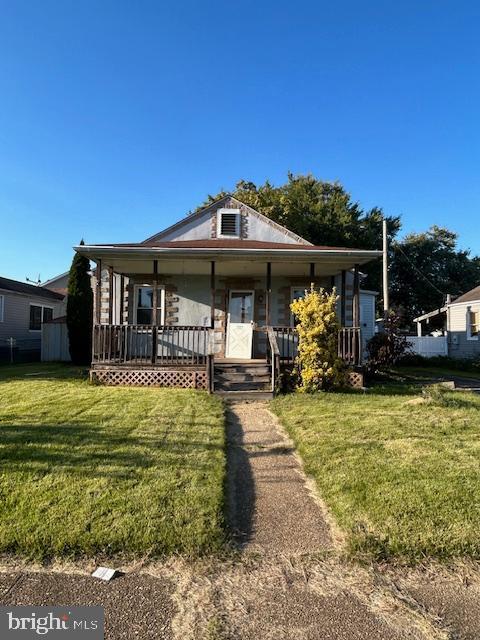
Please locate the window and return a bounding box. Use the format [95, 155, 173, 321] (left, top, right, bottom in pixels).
[135, 285, 165, 324]
[0, 295, 3, 322]
[217, 208, 240, 238]
[29, 304, 53, 331]
[290, 287, 307, 325]
[467, 307, 480, 340]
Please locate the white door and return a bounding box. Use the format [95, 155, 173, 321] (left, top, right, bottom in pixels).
[226, 290, 254, 359]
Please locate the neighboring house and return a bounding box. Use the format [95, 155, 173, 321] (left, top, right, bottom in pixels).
[0, 276, 65, 362]
[413, 285, 480, 359]
[75, 195, 381, 394]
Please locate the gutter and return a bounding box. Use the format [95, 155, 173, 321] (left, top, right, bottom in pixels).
[74, 245, 383, 260]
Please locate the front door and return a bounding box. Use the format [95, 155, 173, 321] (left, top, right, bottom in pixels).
[226, 290, 254, 359]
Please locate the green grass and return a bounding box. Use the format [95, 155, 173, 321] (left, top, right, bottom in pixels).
[0, 364, 226, 560]
[272, 383, 480, 562]
[395, 365, 480, 382]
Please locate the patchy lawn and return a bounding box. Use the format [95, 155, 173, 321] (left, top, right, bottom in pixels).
[0, 364, 225, 560]
[272, 382, 480, 562]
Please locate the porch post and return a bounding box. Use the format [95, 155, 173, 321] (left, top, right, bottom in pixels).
[152, 260, 158, 326]
[309, 262, 315, 283]
[266, 262, 272, 326]
[210, 261, 215, 329]
[340, 269, 346, 326]
[108, 266, 114, 325]
[119, 275, 125, 324]
[353, 264, 360, 327]
[95, 259, 102, 325]
[151, 260, 158, 365]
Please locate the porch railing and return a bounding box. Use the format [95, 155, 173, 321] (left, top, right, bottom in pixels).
[92, 324, 211, 366]
[271, 325, 362, 366]
[266, 326, 281, 393]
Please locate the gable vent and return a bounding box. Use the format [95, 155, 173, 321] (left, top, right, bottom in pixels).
[218, 209, 240, 237]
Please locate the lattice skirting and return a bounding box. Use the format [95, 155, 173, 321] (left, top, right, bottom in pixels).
[90, 368, 208, 389]
[346, 369, 364, 388]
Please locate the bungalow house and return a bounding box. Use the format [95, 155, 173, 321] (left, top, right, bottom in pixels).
[414, 285, 480, 359]
[0, 276, 65, 362]
[75, 196, 381, 395]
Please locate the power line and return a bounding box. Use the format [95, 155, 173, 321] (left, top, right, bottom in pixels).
[392, 243, 445, 296]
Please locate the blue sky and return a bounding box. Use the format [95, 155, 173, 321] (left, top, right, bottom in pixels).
[0, 0, 479, 282]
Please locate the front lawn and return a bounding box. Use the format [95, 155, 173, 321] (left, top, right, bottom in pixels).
[272, 383, 480, 561]
[0, 364, 225, 560]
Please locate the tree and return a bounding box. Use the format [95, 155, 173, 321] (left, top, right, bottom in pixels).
[389, 226, 480, 326]
[290, 286, 345, 391]
[196, 173, 401, 292]
[67, 241, 93, 365]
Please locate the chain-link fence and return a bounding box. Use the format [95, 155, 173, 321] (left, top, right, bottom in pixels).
[0, 338, 41, 364]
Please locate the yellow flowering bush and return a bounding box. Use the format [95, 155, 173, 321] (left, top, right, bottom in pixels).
[290, 285, 345, 392]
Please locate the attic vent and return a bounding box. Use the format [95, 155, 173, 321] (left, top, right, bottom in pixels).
[217, 208, 240, 237]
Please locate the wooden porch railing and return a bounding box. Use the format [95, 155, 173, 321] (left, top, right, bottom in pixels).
[92, 324, 211, 366]
[266, 326, 281, 393]
[271, 325, 362, 366]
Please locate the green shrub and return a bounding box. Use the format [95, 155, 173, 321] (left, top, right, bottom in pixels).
[290, 286, 345, 392]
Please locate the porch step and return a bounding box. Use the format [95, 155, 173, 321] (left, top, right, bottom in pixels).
[213, 361, 272, 394]
[215, 371, 270, 383]
[215, 390, 274, 402]
[215, 381, 272, 392]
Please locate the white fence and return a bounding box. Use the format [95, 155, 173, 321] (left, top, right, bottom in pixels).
[41, 322, 71, 362]
[406, 336, 448, 358]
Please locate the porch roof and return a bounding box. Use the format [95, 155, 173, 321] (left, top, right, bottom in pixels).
[75, 240, 381, 273]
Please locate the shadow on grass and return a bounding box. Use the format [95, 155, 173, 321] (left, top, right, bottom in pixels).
[0, 363, 88, 383]
[0, 422, 223, 479]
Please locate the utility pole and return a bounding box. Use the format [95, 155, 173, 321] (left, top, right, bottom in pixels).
[382, 218, 389, 319]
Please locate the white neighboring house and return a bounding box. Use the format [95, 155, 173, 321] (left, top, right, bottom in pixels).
[413, 285, 480, 359]
[0, 276, 65, 362]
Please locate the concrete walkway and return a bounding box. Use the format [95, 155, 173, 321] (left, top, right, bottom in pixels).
[226, 402, 332, 554]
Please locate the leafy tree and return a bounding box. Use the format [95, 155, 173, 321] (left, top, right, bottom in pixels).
[67, 240, 93, 365]
[197, 173, 400, 292]
[390, 226, 480, 325]
[290, 286, 345, 391]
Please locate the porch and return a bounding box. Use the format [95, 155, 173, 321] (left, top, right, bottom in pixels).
[74, 240, 379, 394]
[90, 323, 362, 392]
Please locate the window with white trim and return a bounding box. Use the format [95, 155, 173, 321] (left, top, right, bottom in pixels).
[29, 304, 53, 331]
[217, 208, 240, 238]
[0, 295, 4, 322]
[467, 307, 479, 340]
[134, 285, 165, 325]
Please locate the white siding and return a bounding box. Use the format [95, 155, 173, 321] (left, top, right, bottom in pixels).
[0, 290, 63, 345]
[157, 210, 213, 242]
[246, 213, 303, 244]
[447, 301, 480, 358]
